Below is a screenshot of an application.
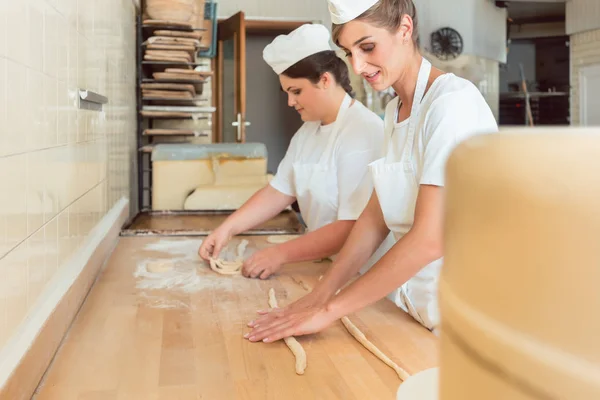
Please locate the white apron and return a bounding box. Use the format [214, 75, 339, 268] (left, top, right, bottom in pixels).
[369, 58, 442, 331]
[292, 94, 353, 232]
[292, 94, 396, 275]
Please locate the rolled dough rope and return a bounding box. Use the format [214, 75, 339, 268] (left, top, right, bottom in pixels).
[267, 288, 307, 375]
[317, 275, 410, 381]
[341, 316, 410, 381]
[236, 239, 249, 261]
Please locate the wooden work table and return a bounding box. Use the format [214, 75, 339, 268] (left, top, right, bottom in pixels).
[33, 236, 438, 399]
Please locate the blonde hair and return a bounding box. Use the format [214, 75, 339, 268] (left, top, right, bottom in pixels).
[332, 0, 419, 45]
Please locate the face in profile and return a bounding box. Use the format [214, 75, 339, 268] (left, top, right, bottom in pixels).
[336, 18, 413, 91]
[279, 74, 330, 122]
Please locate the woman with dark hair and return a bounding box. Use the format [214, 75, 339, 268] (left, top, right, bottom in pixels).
[199, 24, 393, 280]
[245, 0, 498, 342]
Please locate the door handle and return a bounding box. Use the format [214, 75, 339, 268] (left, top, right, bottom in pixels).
[231, 113, 251, 142]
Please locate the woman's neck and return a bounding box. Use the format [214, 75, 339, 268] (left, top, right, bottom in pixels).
[321, 89, 348, 125]
[391, 52, 423, 110]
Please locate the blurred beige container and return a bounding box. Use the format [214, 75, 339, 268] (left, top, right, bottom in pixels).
[439, 128, 600, 400]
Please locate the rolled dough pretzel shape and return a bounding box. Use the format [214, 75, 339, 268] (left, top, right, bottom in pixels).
[268, 288, 307, 375]
[209, 239, 249, 275]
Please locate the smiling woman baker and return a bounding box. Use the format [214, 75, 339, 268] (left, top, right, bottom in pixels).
[245, 0, 498, 342]
[198, 23, 393, 280]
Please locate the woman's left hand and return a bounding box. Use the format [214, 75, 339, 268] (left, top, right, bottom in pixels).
[242, 247, 287, 279]
[244, 305, 336, 343]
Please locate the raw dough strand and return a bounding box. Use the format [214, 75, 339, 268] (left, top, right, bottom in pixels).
[341, 316, 410, 381]
[268, 288, 307, 375]
[315, 275, 410, 381]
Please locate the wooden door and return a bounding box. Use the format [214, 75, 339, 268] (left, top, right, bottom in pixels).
[216, 12, 248, 143]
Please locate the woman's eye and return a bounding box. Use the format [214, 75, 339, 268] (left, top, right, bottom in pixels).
[361, 44, 375, 53]
[293, 90, 301, 95]
[344, 52, 352, 58]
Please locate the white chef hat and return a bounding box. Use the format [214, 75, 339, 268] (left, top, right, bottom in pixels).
[328, 0, 380, 24]
[263, 24, 333, 75]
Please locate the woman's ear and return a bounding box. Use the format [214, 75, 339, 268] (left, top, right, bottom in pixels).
[320, 72, 332, 89]
[399, 14, 414, 44]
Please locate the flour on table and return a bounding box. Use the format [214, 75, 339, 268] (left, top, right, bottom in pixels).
[146, 260, 175, 273]
[143, 238, 203, 261]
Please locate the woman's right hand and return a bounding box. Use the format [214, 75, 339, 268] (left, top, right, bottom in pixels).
[247, 283, 334, 328]
[198, 226, 233, 261]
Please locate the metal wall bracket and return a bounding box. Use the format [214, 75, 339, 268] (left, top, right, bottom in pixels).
[78, 89, 108, 111]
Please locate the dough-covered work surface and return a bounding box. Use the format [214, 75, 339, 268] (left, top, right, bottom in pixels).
[121, 209, 305, 236]
[34, 236, 438, 400]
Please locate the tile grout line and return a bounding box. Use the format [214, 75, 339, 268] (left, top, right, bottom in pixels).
[0, 179, 108, 262]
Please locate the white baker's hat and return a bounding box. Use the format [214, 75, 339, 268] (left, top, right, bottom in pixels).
[263, 24, 333, 75]
[328, 0, 380, 24]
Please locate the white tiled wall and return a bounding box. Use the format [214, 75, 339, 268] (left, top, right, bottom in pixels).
[0, 0, 137, 349]
[570, 29, 600, 125]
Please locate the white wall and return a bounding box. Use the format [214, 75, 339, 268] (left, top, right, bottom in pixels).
[412, 0, 507, 62]
[567, 0, 600, 125]
[217, 0, 331, 25]
[566, 0, 600, 35]
[0, 0, 137, 365]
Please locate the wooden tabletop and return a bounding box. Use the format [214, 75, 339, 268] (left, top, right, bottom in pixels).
[33, 236, 438, 400]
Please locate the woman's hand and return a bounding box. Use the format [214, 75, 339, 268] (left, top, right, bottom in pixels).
[198, 226, 232, 261]
[242, 246, 287, 279]
[244, 304, 336, 343]
[245, 286, 335, 339]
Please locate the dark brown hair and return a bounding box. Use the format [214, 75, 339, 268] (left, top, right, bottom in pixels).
[282, 50, 355, 97]
[332, 0, 419, 46]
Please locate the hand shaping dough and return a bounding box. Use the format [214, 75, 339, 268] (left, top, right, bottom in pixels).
[266, 235, 301, 244]
[146, 260, 175, 273]
[268, 288, 307, 375]
[209, 239, 249, 276]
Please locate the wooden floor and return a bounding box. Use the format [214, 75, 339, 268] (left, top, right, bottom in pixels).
[33, 236, 438, 400]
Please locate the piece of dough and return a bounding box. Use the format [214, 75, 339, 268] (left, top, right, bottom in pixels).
[209, 258, 242, 275]
[268, 288, 307, 375]
[317, 274, 410, 381]
[209, 239, 249, 275]
[341, 316, 410, 381]
[266, 234, 301, 244]
[146, 260, 175, 273]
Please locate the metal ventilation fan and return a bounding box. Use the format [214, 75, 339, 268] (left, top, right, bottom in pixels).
[430, 27, 463, 61]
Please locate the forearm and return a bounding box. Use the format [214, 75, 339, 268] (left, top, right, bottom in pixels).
[317, 194, 390, 297]
[277, 220, 355, 264]
[327, 227, 443, 320]
[222, 185, 294, 235]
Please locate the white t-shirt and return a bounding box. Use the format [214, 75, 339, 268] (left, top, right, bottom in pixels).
[385, 73, 498, 186]
[270, 99, 384, 226]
